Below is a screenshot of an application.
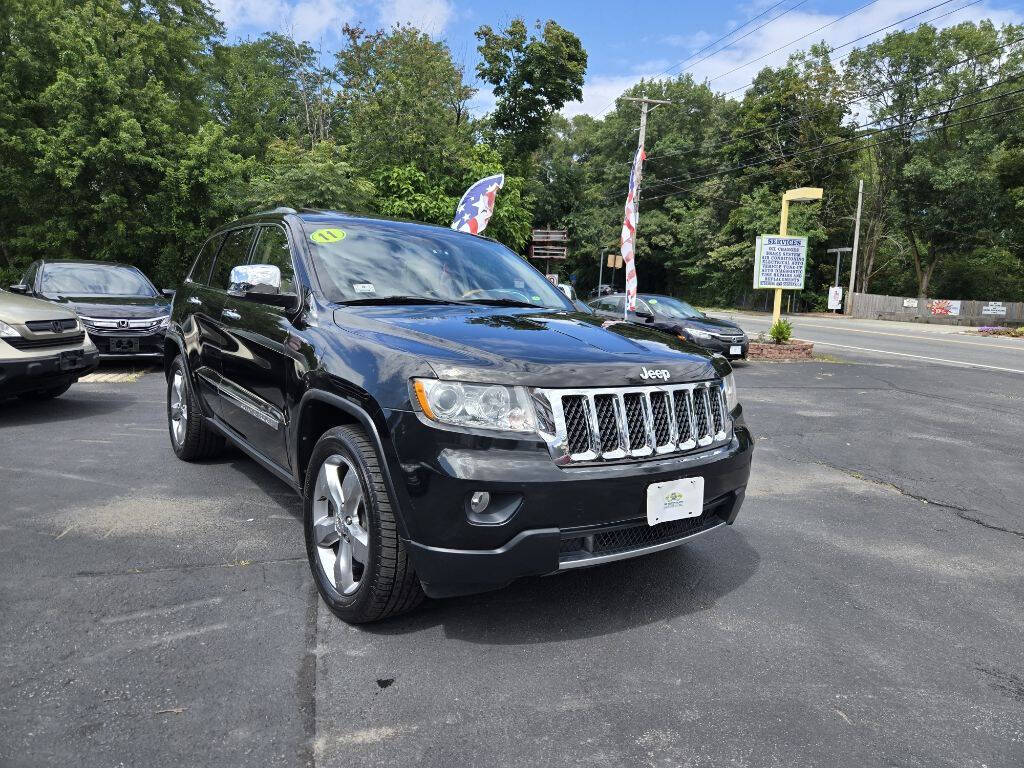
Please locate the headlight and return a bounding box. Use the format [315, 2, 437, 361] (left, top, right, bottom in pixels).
[722, 372, 739, 411]
[0, 320, 21, 338]
[412, 379, 537, 432]
[684, 327, 713, 340]
[158, 314, 171, 329]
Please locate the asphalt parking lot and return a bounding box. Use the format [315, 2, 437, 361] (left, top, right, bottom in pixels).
[2, 348, 1022, 767]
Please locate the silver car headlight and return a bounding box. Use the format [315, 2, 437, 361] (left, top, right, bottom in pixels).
[685, 327, 713, 340]
[722, 372, 739, 412]
[412, 379, 537, 432]
[0, 319, 21, 338]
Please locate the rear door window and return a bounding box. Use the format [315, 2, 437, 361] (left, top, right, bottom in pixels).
[189, 235, 224, 286]
[210, 228, 256, 291]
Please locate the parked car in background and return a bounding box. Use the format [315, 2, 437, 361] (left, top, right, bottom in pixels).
[588, 283, 614, 298]
[588, 293, 748, 360]
[10, 261, 172, 359]
[0, 288, 98, 400]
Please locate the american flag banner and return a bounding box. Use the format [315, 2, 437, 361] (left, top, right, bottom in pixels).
[451, 173, 505, 235]
[620, 148, 645, 313]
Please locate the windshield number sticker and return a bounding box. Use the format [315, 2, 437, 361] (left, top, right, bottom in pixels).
[310, 228, 346, 244]
[353, 283, 375, 293]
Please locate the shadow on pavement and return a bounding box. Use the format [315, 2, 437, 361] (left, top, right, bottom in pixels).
[0, 391, 130, 424]
[366, 528, 760, 645]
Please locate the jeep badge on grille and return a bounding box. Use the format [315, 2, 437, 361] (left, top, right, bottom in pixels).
[639, 366, 670, 381]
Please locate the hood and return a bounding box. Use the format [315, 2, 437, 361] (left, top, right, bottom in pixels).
[333, 305, 726, 386]
[0, 289, 79, 323]
[678, 315, 744, 334]
[45, 294, 171, 318]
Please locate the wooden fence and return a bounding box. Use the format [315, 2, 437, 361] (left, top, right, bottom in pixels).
[850, 292, 1024, 324]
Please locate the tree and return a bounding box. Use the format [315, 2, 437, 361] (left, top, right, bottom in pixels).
[475, 19, 587, 164]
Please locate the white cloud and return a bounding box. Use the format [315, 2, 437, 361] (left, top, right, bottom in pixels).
[376, 0, 454, 35]
[213, 0, 355, 41]
[563, 0, 1023, 117]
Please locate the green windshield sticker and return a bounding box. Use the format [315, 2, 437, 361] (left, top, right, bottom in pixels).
[310, 228, 346, 244]
[532, 295, 542, 301]
[649, 299, 659, 304]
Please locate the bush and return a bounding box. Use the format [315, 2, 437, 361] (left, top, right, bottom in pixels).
[768, 319, 793, 344]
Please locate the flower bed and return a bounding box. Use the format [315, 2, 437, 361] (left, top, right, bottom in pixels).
[978, 326, 1024, 338]
[748, 339, 814, 360]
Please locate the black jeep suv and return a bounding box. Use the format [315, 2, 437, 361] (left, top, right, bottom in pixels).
[164, 209, 753, 623]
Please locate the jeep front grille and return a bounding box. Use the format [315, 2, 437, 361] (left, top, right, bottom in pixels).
[538, 381, 732, 465]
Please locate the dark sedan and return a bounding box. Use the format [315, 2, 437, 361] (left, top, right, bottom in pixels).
[588, 293, 748, 359]
[10, 260, 172, 359]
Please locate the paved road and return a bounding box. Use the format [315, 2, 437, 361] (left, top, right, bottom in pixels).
[1, 356, 1022, 767]
[712, 311, 1024, 374]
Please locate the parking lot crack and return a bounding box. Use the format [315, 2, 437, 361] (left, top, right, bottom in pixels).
[780, 453, 1024, 540]
[74, 555, 306, 578]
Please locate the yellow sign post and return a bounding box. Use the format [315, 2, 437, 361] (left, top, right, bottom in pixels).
[771, 187, 822, 324]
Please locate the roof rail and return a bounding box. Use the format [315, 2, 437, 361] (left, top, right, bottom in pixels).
[253, 206, 297, 215]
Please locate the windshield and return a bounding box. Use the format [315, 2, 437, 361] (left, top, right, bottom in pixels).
[644, 296, 702, 319]
[304, 220, 572, 310]
[40, 263, 157, 297]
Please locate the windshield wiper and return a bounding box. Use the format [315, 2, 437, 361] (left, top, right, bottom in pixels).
[339, 295, 468, 306]
[463, 298, 544, 308]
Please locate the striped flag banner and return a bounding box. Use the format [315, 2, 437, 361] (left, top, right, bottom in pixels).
[620, 148, 645, 313]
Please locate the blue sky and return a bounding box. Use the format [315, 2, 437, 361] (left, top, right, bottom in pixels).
[214, 0, 1024, 115]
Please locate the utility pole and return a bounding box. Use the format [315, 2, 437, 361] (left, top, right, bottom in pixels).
[619, 96, 671, 319]
[847, 179, 864, 317]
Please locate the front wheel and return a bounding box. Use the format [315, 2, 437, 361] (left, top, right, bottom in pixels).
[303, 425, 423, 623]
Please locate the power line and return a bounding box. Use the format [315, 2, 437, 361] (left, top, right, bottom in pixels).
[640, 74, 1024, 196]
[636, 101, 1024, 206]
[591, 0, 808, 118]
[718, 0, 980, 96]
[641, 27, 1020, 168]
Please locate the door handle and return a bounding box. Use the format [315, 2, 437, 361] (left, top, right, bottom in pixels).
[221, 309, 241, 321]
[187, 296, 202, 305]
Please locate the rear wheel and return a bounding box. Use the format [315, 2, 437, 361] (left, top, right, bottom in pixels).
[167, 355, 223, 460]
[19, 382, 72, 400]
[304, 425, 423, 623]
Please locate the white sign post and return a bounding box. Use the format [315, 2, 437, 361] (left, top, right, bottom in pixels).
[754, 236, 808, 290]
[827, 286, 843, 311]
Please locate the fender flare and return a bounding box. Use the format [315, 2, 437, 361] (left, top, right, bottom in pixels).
[292, 389, 410, 540]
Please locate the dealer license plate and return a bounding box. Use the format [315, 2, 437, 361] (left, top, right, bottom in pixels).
[646, 477, 704, 526]
[729, 345, 742, 356]
[110, 337, 140, 353]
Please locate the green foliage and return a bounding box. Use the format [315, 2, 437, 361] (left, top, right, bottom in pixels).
[475, 19, 587, 164]
[768, 319, 793, 344]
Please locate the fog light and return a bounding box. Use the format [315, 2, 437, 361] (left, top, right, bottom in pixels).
[469, 491, 491, 514]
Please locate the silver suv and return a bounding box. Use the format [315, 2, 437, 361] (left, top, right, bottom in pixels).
[0, 289, 98, 400]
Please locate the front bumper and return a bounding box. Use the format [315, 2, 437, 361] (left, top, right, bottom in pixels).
[688, 335, 748, 359]
[86, 329, 166, 358]
[0, 348, 99, 396]
[389, 408, 753, 597]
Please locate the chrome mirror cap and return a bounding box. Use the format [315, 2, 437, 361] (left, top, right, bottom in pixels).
[229, 264, 281, 294]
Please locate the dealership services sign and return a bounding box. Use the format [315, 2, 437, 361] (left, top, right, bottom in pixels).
[754, 236, 808, 290]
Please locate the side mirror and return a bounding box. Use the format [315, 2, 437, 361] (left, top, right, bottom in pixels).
[9, 284, 29, 294]
[227, 264, 299, 311]
[161, 288, 175, 298]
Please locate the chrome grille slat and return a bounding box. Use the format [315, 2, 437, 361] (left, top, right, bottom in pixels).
[540, 382, 733, 466]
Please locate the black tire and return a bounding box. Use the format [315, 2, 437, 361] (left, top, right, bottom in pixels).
[303, 425, 424, 623]
[167, 355, 224, 461]
[19, 382, 72, 400]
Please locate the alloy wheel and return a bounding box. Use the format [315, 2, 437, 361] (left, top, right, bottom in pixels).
[312, 455, 369, 596]
[169, 371, 188, 447]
